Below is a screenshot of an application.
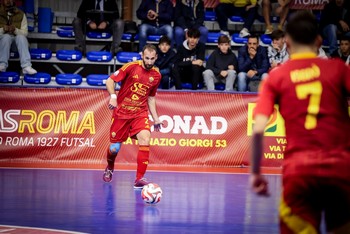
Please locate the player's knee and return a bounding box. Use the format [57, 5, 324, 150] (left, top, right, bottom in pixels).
[109, 142, 121, 155]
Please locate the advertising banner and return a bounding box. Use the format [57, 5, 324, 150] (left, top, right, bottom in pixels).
[1, 88, 348, 169]
[289, 0, 329, 10]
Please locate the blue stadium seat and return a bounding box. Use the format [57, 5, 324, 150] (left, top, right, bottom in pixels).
[260, 34, 272, 45]
[56, 26, 74, 38]
[87, 31, 112, 39]
[181, 83, 204, 89]
[232, 33, 248, 44]
[116, 51, 141, 63]
[56, 74, 82, 85]
[24, 72, 51, 84]
[205, 11, 216, 21]
[207, 32, 221, 43]
[148, 34, 161, 42]
[215, 83, 225, 91]
[86, 74, 109, 86]
[122, 33, 133, 40]
[257, 15, 279, 24]
[10, 51, 19, 59]
[0, 72, 20, 83]
[86, 51, 113, 62]
[56, 50, 83, 61]
[30, 48, 52, 60]
[229, 16, 244, 23]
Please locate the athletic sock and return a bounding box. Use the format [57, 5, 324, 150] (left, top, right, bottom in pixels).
[136, 145, 150, 180]
[107, 148, 117, 170]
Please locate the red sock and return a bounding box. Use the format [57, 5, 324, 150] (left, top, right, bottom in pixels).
[136, 145, 150, 180]
[107, 148, 117, 170]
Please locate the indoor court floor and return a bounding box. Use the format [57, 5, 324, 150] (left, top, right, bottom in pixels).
[0, 168, 283, 234]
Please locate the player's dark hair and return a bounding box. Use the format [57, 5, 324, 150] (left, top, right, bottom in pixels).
[218, 35, 230, 44]
[158, 35, 171, 45]
[187, 28, 201, 38]
[270, 29, 285, 40]
[286, 10, 318, 45]
[142, 44, 157, 54]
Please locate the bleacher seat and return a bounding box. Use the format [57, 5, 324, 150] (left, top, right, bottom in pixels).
[232, 33, 248, 44]
[86, 74, 109, 86]
[204, 11, 216, 21]
[87, 31, 112, 39]
[30, 48, 52, 60]
[10, 51, 19, 59]
[86, 51, 112, 62]
[207, 32, 221, 43]
[257, 15, 279, 24]
[229, 16, 244, 23]
[260, 34, 272, 45]
[215, 83, 225, 91]
[133, 34, 161, 42]
[0, 72, 20, 83]
[24, 72, 51, 84]
[56, 50, 83, 61]
[181, 83, 204, 89]
[122, 33, 133, 41]
[56, 26, 74, 38]
[116, 51, 141, 63]
[56, 73, 82, 85]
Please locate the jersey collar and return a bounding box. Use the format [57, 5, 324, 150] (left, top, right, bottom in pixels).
[290, 52, 317, 60]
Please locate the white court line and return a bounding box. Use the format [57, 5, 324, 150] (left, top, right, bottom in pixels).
[0, 225, 87, 234]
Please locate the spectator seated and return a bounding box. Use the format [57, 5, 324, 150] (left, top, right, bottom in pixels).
[30, 48, 52, 60]
[86, 74, 109, 86]
[87, 31, 112, 39]
[56, 73, 82, 85]
[0, 72, 20, 83]
[86, 51, 113, 62]
[24, 72, 51, 84]
[57, 26, 75, 38]
[205, 11, 217, 21]
[116, 51, 141, 63]
[56, 50, 83, 61]
[232, 33, 248, 44]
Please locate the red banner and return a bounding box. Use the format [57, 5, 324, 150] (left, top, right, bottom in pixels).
[0, 87, 348, 169]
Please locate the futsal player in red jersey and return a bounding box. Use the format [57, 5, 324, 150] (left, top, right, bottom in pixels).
[103, 44, 163, 189]
[250, 11, 350, 233]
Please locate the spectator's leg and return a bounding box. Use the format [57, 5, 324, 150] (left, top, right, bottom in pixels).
[278, 4, 289, 30]
[139, 24, 157, 51]
[237, 72, 248, 91]
[15, 35, 32, 69]
[111, 19, 124, 54]
[160, 74, 170, 89]
[158, 25, 174, 48]
[72, 17, 85, 52]
[191, 65, 203, 90]
[199, 26, 208, 44]
[242, 5, 257, 32]
[323, 24, 338, 55]
[0, 34, 12, 69]
[175, 26, 185, 49]
[263, 0, 273, 34]
[215, 3, 231, 31]
[172, 64, 182, 90]
[203, 69, 215, 90]
[225, 70, 237, 91]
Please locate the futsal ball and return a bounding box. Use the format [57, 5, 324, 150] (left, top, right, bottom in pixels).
[141, 183, 162, 204]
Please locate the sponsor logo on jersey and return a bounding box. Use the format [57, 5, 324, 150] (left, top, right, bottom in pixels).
[149, 76, 154, 83]
[132, 74, 139, 79]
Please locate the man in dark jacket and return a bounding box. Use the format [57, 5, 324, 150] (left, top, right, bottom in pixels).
[320, 0, 350, 55]
[172, 28, 205, 90]
[72, 0, 124, 54]
[237, 35, 270, 92]
[203, 35, 238, 91]
[174, 0, 208, 48]
[136, 0, 174, 51]
[155, 35, 176, 89]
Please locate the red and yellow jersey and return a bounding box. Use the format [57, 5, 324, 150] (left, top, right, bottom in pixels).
[109, 61, 161, 119]
[255, 52, 350, 178]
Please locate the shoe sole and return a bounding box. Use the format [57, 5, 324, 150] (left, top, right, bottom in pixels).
[133, 185, 144, 189]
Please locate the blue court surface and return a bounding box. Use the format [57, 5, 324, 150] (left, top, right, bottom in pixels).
[0, 168, 282, 234]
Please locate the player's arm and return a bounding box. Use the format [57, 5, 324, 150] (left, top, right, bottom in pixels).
[106, 78, 117, 109]
[148, 96, 163, 131]
[250, 114, 270, 196]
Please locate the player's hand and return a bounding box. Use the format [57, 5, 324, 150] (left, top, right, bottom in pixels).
[246, 4, 256, 11]
[249, 174, 269, 196]
[153, 121, 163, 132]
[108, 98, 117, 110]
[220, 70, 228, 78]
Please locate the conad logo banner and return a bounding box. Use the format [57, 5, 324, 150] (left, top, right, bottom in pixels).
[246, 103, 286, 137]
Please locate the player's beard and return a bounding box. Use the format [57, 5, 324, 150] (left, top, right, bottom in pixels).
[143, 61, 153, 70]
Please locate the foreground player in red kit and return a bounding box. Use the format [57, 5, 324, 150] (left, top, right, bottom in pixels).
[103, 44, 163, 189]
[250, 11, 350, 233]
